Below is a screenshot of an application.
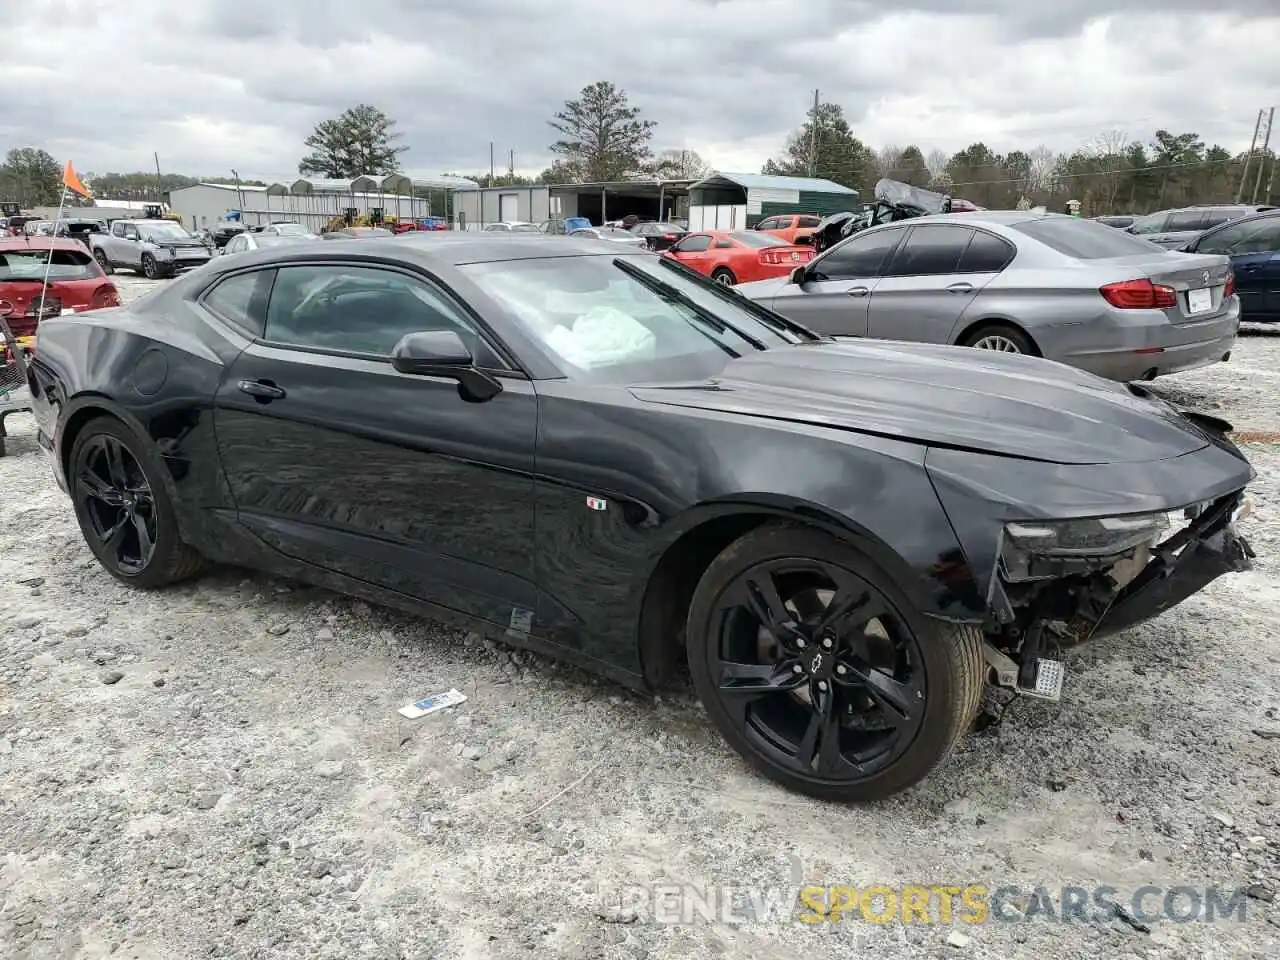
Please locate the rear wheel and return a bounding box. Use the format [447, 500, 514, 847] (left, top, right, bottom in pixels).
[686, 524, 984, 802]
[69, 417, 204, 589]
[711, 268, 737, 287]
[960, 323, 1036, 355]
[94, 249, 113, 274]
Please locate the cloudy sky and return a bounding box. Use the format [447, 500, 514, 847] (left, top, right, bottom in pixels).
[2, 0, 1276, 182]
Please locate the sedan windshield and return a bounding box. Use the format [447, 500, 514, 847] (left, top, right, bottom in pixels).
[460, 253, 815, 384]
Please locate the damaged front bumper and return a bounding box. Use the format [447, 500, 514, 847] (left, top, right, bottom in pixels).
[1090, 491, 1254, 640]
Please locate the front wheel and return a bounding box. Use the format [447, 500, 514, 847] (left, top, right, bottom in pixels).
[686, 524, 984, 802]
[69, 416, 204, 588]
[710, 268, 737, 287]
[140, 253, 159, 279]
[93, 249, 113, 274]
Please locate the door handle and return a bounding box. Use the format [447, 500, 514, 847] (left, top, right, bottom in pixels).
[946, 282, 975, 293]
[237, 379, 286, 401]
[846, 286, 870, 297]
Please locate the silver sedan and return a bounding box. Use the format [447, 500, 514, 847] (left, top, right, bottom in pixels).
[736, 212, 1239, 382]
[568, 226, 647, 249]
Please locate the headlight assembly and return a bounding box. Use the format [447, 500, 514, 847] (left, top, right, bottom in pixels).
[1000, 511, 1170, 582]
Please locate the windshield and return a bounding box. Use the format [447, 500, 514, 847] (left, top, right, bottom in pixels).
[139, 223, 192, 241]
[0, 248, 100, 281]
[460, 253, 812, 384]
[729, 231, 787, 248]
[1127, 213, 1168, 235]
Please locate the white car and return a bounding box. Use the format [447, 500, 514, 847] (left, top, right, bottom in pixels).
[483, 221, 539, 233]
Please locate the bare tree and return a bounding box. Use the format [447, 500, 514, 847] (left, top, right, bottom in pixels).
[925, 148, 950, 184]
[876, 144, 903, 178]
[1089, 128, 1130, 208]
[1026, 145, 1058, 195]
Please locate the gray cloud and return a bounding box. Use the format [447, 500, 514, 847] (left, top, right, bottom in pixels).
[0, 0, 1275, 180]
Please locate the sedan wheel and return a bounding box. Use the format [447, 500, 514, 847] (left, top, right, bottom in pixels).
[69, 417, 204, 588]
[711, 269, 736, 287]
[971, 335, 1022, 353]
[687, 524, 983, 801]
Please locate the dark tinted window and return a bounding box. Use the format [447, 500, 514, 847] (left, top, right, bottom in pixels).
[957, 231, 1016, 272]
[730, 231, 787, 248]
[885, 226, 973, 276]
[811, 227, 904, 280]
[1198, 209, 1242, 230]
[1165, 211, 1208, 232]
[673, 235, 711, 253]
[1010, 217, 1166, 259]
[755, 218, 779, 231]
[1197, 216, 1280, 255]
[202, 271, 271, 335]
[798, 216, 822, 228]
[264, 265, 499, 364]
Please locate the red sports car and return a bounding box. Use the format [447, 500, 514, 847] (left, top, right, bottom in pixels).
[663, 230, 814, 286]
[0, 237, 120, 345]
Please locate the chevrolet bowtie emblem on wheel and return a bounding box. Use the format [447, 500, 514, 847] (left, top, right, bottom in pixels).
[809, 652, 824, 673]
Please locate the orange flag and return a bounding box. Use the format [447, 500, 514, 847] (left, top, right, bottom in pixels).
[62, 161, 91, 198]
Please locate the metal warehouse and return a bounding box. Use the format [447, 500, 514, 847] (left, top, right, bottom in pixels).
[450, 179, 699, 229]
[687, 172, 861, 230]
[167, 174, 480, 234]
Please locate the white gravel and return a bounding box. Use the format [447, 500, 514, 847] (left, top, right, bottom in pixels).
[1, 276, 1277, 959]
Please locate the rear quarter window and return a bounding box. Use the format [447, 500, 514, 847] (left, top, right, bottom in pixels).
[1009, 218, 1167, 260]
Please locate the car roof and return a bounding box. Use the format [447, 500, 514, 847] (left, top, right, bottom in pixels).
[0, 235, 89, 252]
[199, 235, 633, 273]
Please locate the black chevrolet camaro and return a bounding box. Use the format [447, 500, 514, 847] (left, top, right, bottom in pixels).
[26, 234, 1256, 801]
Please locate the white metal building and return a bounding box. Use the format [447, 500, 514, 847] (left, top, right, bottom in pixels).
[167, 174, 480, 234]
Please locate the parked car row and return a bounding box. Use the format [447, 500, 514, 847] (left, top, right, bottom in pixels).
[24, 229, 1258, 803]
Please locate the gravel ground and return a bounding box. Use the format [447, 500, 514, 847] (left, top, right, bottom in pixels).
[1, 276, 1278, 959]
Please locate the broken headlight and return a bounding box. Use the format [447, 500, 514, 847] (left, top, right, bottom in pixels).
[999, 512, 1170, 582]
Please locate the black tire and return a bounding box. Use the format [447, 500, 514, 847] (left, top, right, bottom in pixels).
[68, 416, 204, 589]
[710, 268, 737, 287]
[93, 249, 113, 275]
[687, 522, 984, 802]
[959, 323, 1037, 356]
[140, 253, 159, 279]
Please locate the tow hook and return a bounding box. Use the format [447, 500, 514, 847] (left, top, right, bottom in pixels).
[982, 641, 1065, 702]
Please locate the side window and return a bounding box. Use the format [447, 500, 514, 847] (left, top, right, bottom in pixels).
[883, 226, 974, 276]
[201, 270, 273, 337]
[713, 238, 734, 249]
[111, 222, 126, 238]
[1129, 213, 1169, 235]
[957, 231, 1016, 273]
[1198, 210, 1236, 230]
[756, 218, 778, 231]
[1244, 220, 1280, 253]
[263, 265, 504, 367]
[673, 235, 711, 253]
[810, 228, 905, 281]
[798, 216, 822, 228]
[1165, 211, 1208, 232]
[1203, 218, 1280, 255]
[123, 225, 139, 240]
[1196, 221, 1252, 255]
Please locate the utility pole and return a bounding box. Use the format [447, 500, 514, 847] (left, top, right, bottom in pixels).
[1251, 106, 1274, 203]
[154, 152, 164, 205]
[509, 149, 515, 179]
[807, 89, 820, 177]
[230, 168, 245, 214]
[1265, 150, 1277, 206]
[1236, 109, 1264, 203]
[489, 142, 495, 187]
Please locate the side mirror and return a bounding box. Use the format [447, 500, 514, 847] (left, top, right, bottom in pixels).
[390, 330, 502, 402]
[790, 266, 807, 285]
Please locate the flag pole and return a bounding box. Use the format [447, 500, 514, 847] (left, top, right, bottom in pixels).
[36, 183, 69, 321]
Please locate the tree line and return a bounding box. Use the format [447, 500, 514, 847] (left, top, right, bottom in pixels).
[4, 84, 1274, 216]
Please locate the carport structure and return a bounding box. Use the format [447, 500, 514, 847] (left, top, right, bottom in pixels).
[260, 174, 480, 226]
[546, 179, 696, 225]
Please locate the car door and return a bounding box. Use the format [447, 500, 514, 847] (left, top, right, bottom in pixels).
[664, 233, 713, 274]
[1150, 210, 1209, 248]
[1196, 216, 1280, 319]
[867, 225, 999, 344]
[207, 261, 539, 630]
[766, 226, 907, 337]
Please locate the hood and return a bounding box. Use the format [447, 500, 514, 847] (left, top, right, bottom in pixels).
[735, 276, 789, 302]
[629, 340, 1213, 465]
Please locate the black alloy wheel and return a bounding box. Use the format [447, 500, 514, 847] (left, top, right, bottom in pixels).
[69, 417, 204, 588]
[94, 249, 113, 274]
[688, 524, 984, 801]
[141, 253, 158, 279]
